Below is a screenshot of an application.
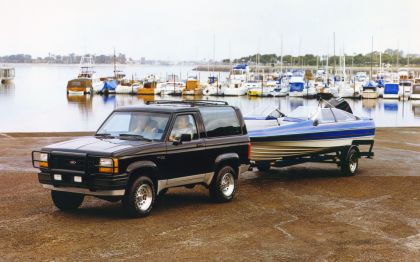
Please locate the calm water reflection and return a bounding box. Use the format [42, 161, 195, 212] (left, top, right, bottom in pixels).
[1, 64, 420, 132]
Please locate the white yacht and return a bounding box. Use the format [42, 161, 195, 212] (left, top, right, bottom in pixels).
[202, 76, 223, 96]
[161, 74, 185, 96]
[223, 64, 249, 96]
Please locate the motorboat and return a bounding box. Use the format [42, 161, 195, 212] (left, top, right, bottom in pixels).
[202, 76, 223, 96]
[138, 74, 164, 95]
[288, 76, 305, 97]
[161, 74, 185, 96]
[67, 56, 103, 94]
[182, 77, 203, 96]
[0, 65, 15, 83]
[245, 98, 375, 164]
[223, 64, 249, 96]
[399, 80, 412, 100]
[361, 82, 379, 99]
[411, 82, 420, 100]
[383, 83, 400, 99]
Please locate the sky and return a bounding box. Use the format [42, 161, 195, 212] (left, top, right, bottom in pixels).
[0, 0, 419, 61]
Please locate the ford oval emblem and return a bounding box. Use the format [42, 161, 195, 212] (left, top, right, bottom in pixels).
[69, 160, 77, 165]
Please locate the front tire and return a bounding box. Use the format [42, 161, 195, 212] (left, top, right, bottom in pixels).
[123, 176, 156, 217]
[51, 191, 84, 211]
[341, 147, 359, 176]
[209, 166, 237, 203]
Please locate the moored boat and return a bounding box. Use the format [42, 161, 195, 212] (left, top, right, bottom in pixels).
[383, 83, 400, 99]
[411, 81, 420, 100]
[67, 56, 103, 94]
[361, 82, 378, 99]
[182, 77, 203, 96]
[0, 66, 15, 83]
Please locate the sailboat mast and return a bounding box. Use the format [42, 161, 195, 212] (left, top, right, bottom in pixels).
[280, 35, 283, 73]
[370, 36, 373, 80]
[333, 32, 336, 75]
[113, 48, 116, 79]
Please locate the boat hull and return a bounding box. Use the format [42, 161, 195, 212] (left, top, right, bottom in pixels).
[251, 135, 374, 161]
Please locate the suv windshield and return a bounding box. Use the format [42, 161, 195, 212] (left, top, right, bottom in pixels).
[96, 111, 170, 140]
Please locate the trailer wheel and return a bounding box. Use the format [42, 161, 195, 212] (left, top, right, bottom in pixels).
[341, 147, 359, 176]
[51, 191, 84, 211]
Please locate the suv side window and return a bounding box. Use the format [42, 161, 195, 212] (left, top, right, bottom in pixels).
[199, 107, 241, 137]
[169, 114, 198, 141]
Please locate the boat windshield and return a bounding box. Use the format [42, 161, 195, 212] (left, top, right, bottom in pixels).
[287, 106, 318, 120]
[96, 111, 170, 141]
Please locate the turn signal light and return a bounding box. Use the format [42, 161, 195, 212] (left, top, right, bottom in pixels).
[99, 167, 113, 173]
[39, 161, 48, 168]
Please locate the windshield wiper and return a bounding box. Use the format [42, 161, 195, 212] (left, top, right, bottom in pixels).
[118, 133, 152, 141]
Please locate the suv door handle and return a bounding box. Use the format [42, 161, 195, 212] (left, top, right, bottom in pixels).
[196, 143, 205, 148]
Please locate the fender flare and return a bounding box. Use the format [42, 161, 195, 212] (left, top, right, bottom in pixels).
[214, 153, 240, 172]
[126, 160, 161, 181]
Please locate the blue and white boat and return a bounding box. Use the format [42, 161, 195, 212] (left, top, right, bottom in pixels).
[383, 83, 400, 99]
[245, 99, 375, 166]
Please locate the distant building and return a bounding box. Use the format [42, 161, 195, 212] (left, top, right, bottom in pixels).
[140, 57, 146, 64]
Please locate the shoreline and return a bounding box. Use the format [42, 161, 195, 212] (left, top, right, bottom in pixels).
[0, 126, 419, 138]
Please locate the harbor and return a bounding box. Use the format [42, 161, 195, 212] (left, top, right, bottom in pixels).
[1, 63, 420, 132]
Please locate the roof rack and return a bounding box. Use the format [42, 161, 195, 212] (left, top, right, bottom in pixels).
[146, 100, 229, 106]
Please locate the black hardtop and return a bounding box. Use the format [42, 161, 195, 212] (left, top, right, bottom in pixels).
[114, 100, 238, 114]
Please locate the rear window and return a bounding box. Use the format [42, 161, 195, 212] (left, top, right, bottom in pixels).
[199, 107, 241, 137]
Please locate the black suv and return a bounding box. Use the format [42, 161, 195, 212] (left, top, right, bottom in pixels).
[32, 100, 250, 217]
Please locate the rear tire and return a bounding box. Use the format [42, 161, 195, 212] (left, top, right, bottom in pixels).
[209, 165, 237, 203]
[123, 176, 156, 217]
[51, 191, 84, 211]
[341, 147, 359, 176]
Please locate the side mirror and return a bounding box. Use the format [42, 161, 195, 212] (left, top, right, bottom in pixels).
[180, 134, 192, 142]
[172, 134, 191, 145]
[313, 119, 319, 126]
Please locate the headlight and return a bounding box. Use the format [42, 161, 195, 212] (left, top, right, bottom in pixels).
[34, 152, 48, 162]
[32, 151, 49, 168]
[98, 158, 118, 174]
[99, 158, 113, 167]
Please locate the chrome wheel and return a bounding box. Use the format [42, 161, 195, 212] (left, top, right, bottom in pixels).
[349, 153, 358, 173]
[135, 184, 153, 211]
[220, 173, 235, 197]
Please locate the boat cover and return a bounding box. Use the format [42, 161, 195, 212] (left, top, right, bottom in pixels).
[384, 84, 399, 95]
[290, 82, 304, 92]
[102, 80, 117, 92]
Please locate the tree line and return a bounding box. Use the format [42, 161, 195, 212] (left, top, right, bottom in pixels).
[0, 53, 130, 64]
[222, 49, 420, 67]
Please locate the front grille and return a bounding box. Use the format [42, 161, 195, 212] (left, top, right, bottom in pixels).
[50, 151, 87, 172]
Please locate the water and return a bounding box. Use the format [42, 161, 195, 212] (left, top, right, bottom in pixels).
[1, 64, 420, 132]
